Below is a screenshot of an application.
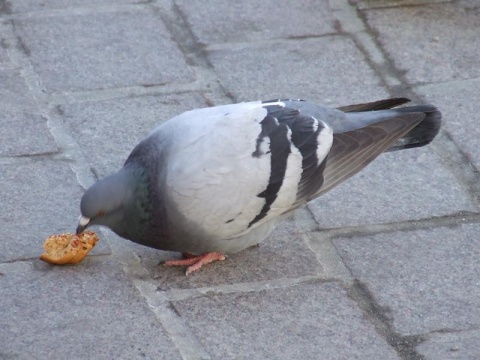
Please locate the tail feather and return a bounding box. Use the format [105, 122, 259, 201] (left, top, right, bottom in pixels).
[386, 105, 442, 152]
[337, 97, 410, 113]
[338, 98, 442, 152]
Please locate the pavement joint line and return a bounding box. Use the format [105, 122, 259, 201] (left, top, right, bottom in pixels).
[0, 261, 33, 273]
[5, 21, 47, 105]
[346, 279, 427, 360]
[153, 0, 234, 104]
[310, 211, 480, 241]
[294, 206, 321, 233]
[330, 0, 366, 33]
[46, 111, 97, 189]
[428, 130, 480, 206]
[2, 149, 63, 159]
[3, 20, 96, 189]
[427, 326, 480, 335]
[414, 76, 480, 89]
[294, 206, 355, 284]
[164, 275, 331, 302]
[129, 276, 212, 360]
[303, 231, 356, 285]
[48, 81, 206, 105]
[355, 0, 452, 10]
[0, 3, 152, 21]
[329, 0, 403, 88]
[203, 33, 350, 52]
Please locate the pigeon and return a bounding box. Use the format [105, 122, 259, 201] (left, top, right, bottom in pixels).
[76, 97, 441, 274]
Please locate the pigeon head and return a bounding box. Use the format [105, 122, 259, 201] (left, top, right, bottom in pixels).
[76, 167, 141, 236]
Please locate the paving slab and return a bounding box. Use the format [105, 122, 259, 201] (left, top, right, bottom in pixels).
[352, 0, 452, 10]
[172, 282, 400, 360]
[175, 0, 338, 44]
[363, 2, 480, 85]
[60, 92, 207, 178]
[0, 259, 181, 360]
[333, 223, 480, 335]
[0, 157, 110, 263]
[0, 69, 58, 156]
[416, 78, 480, 172]
[13, 9, 195, 93]
[0, 37, 9, 64]
[308, 147, 477, 229]
[153, 217, 322, 290]
[207, 36, 389, 104]
[0, 68, 38, 111]
[416, 329, 480, 360]
[1, 108, 58, 156]
[5, 0, 145, 13]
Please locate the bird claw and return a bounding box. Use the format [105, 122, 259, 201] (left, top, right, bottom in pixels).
[164, 252, 226, 275]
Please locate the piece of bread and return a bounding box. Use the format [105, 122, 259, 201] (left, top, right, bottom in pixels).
[40, 231, 99, 265]
[69, 231, 99, 264]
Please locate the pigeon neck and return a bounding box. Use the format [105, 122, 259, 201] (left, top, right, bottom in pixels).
[112, 164, 151, 241]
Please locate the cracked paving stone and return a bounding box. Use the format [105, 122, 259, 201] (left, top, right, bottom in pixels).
[207, 36, 388, 105]
[334, 223, 480, 335]
[172, 282, 400, 360]
[308, 147, 477, 228]
[13, 9, 195, 92]
[176, 0, 338, 44]
[363, 2, 480, 85]
[0, 259, 182, 360]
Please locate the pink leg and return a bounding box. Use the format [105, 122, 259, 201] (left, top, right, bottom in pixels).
[164, 252, 226, 275]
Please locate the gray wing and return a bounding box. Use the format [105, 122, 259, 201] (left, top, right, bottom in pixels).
[312, 113, 425, 199]
[273, 99, 429, 204]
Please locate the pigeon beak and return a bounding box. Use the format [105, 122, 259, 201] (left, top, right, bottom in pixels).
[76, 215, 91, 235]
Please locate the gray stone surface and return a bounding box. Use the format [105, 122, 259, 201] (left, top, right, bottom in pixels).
[0, 39, 9, 64]
[153, 217, 322, 290]
[309, 147, 477, 229]
[0, 69, 56, 156]
[173, 282, 400, 360]
[207, 36, 389, 104]
[416, 78, 480, 171]
[0, 157, 110, 263]
[0, 68, 37, 111]
[60, 92, 207, 178]
[176, 0, 338, 44]
[353, 0, 452, 10]
[333, 223, 480, 335]
[2, 0, 480, 358]
[363, 2, 480, 85]
[0, 259, 181, 360]
[417, 329, 480, 360]
[1, 108, 58, 156]
[6, 0, 145, 13]
[13, 10, 195, 93]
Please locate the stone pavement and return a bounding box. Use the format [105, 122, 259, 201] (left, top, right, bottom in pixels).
[1, 0, 479, 359]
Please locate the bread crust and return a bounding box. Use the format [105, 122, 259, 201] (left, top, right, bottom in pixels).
[40, 231, 99, 265]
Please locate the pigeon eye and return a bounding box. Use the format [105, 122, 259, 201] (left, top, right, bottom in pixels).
[96, 210, 105, 217]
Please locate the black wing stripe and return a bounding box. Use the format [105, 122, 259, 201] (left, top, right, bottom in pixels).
[248, 114, 291, 228]
[249, 104, 336, 227]
[263, 105, 328, 198]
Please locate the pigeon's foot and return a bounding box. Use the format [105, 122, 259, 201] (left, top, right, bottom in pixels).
[164, 252, 226, 275]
